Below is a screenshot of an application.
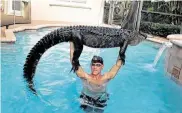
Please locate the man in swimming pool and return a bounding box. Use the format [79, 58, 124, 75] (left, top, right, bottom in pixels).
[70, 42, 127, 113]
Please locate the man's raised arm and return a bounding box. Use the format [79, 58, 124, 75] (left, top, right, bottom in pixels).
[70, 42, 86, 78]
[102, 41, 128, 81]
[102, 57, 124, 81]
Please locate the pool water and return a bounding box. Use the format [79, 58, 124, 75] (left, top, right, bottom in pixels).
[1, 28, 182, 113]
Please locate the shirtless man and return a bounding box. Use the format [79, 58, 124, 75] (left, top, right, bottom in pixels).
[70, 42, 127, 112]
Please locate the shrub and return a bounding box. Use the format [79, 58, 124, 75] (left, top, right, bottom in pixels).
[140, 22, 181, 38]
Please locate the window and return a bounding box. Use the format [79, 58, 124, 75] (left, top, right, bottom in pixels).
[56, 0, 87, 4]
[12, 1, 21, 11]
[50, 0, 90, 9]
[7, 0, 22, 16]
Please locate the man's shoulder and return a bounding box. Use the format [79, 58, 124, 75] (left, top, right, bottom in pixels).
[103, 72, 109, 76]
[78, 72, 90, 80]
[101, 72, 110, 81]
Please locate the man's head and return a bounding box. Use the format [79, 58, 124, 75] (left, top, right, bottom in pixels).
[90, 55, 104, 76]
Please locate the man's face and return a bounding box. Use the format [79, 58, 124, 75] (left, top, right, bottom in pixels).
[91, 63, 103, 75]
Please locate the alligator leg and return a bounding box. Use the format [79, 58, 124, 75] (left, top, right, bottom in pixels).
[119, 39, 128, 65]
[71, 31, 83, 72]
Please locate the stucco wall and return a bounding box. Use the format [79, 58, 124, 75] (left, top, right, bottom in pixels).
[165, 41, 182, 83]
[31, 0, 104, 25]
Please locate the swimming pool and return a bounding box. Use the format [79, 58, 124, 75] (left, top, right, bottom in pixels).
[1, 27, 182, 113]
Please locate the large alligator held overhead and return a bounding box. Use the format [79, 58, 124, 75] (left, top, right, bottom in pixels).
[23, 26, 147, 94]
[23, 1, 147, 94]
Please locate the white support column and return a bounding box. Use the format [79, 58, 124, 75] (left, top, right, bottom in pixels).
[108, 1, 115, 25]
[136, 1, 143, 31]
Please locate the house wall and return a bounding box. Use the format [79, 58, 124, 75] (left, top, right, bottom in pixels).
[31, 0, 105, 25]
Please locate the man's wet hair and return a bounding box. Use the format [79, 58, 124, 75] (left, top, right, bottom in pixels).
[91, 55, 103, 64]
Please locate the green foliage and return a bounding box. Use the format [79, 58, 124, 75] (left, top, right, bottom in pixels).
[140, 22, 181, 38]
[103, 1, 182, 38]
[147, 7, 153, 11]
[142, 1, 182, 25]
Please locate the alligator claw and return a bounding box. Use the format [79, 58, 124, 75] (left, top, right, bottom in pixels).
[70, 60, 80, 72]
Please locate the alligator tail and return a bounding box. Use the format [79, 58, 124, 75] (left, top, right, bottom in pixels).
[23, 28, 71, 94]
